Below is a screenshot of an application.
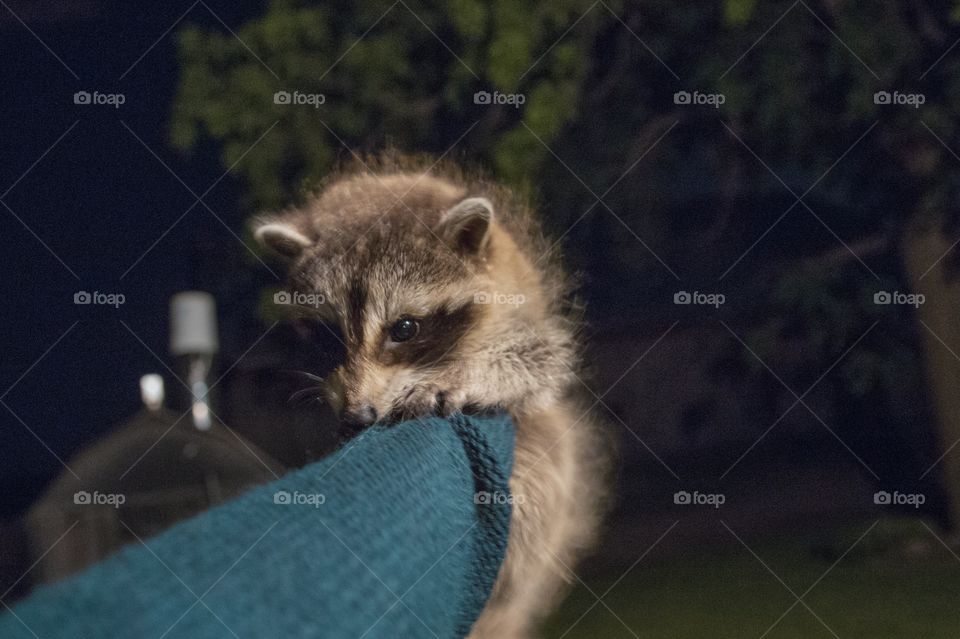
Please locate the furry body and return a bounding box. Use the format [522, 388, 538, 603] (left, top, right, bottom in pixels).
[256, 158, 606, 638]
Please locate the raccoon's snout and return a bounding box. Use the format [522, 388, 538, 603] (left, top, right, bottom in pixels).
[341, 403, 378, 430]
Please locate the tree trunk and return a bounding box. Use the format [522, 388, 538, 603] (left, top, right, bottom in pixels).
[902, 206, 960, 528]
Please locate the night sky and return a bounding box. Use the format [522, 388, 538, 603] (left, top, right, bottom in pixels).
[0, 2, 271, 517]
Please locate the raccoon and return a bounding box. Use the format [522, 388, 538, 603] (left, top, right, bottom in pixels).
[254, 156, 607, 638]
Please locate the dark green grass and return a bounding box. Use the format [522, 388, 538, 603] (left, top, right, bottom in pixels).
[545, 518, 960, 638]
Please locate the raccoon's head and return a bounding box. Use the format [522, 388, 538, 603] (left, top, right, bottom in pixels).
[255, 171, 575, 430]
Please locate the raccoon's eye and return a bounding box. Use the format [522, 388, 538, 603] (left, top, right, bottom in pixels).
[389, 317, 420, 343]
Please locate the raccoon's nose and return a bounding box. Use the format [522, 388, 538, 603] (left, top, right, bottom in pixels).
[341, 404, 378, 430]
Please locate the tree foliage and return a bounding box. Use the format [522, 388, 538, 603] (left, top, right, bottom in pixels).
[172, 0, 607, 209]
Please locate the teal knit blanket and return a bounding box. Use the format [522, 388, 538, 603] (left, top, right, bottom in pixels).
[0, 413, 514, 638]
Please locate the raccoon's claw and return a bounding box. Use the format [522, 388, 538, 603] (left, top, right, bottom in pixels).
[397, 384, 465, 420]
[435, 391, 451, 416]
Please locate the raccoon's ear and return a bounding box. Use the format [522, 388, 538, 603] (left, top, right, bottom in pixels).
[437, 197, 494, 254]
[253, 218, 315, 259]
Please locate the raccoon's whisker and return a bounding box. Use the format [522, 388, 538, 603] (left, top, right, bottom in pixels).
[282, 369, 326, 384]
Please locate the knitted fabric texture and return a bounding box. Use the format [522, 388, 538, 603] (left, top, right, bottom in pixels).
[0, 413, 515, 639]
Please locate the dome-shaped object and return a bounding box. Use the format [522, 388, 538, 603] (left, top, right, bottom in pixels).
[25, 408, 284, 584]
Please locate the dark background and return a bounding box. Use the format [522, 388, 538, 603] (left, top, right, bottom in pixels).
[0, 2, 269, 516]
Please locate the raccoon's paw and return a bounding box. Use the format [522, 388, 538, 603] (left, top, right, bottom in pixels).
[398, 384, 466, 419]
